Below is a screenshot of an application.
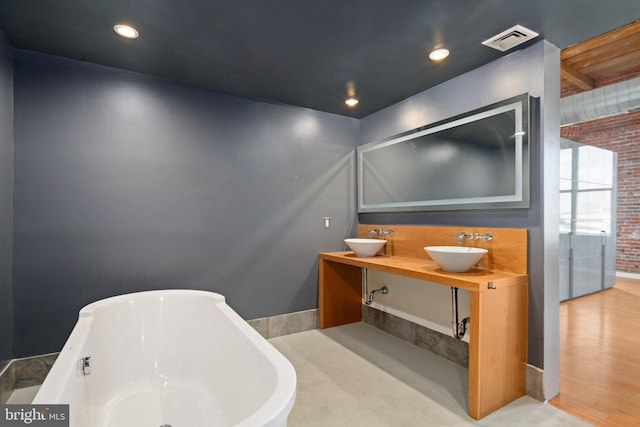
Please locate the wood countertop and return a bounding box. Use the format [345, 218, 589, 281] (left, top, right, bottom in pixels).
[319, 251, 527, 292]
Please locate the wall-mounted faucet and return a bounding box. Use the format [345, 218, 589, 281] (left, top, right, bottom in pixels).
[368, 228, 394, 238]
[450, 231, 493, 245]
[450, 232, 470, 245]
[471, 232, 493, 241]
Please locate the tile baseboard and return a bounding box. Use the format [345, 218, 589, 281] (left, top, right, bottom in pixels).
[248, 308, 318, 339]
[362, 304, 469, 368]
[362, 304, 544, 401]
[0, 353, 59, 404]
[526, 363, 544, 401]
[0, 362, 15, 404]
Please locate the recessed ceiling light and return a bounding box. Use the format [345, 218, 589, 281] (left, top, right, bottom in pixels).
[429, 48, 449, 61]
[345, 97, 359, 107]
[113, 24, 139, 39]
[345, 80, 359, 107]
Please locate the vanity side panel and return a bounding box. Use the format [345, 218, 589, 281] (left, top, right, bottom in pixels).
[319, 258, 362, 328]
[469, 282, 528, 419]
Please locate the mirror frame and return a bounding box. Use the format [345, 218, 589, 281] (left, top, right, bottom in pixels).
[357, 93, 531, 213]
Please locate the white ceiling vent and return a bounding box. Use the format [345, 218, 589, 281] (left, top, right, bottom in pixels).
[482, 25, 539, 52]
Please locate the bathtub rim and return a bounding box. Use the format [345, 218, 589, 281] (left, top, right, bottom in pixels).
[34, 289, 297, 427]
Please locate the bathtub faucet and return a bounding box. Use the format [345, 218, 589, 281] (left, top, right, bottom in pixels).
[79, 356, 91, 376]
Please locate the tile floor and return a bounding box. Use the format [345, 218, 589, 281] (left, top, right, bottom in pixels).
[6, 322, 593, 427]
[6, 385, 39, 404]
[270, 323, 593, 427]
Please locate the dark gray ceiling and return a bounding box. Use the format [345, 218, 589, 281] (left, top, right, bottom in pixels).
[0, 1, 638, 118]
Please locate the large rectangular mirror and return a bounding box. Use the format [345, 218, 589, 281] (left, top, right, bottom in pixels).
[358, 94, 531, 212]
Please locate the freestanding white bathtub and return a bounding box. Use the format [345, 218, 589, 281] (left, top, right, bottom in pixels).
[33, 290, 297, 427]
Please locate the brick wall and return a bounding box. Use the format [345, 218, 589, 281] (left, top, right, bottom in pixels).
[561, 66, 640, 273]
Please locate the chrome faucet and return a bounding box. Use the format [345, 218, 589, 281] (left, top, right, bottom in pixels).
[368, 228, 394, 238]
[450, 231, 493, 245]
[79, 356, 91, 376]
[450, 232, 472, 245]
[471, 232, 493, 241]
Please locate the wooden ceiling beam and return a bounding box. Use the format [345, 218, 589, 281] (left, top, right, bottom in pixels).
[560, 20, 640, 94]
[562, 32, 640, 69]
[578, 51, 640, 79]
[562, 20, 640, 60]
[561, 62, 595, 90]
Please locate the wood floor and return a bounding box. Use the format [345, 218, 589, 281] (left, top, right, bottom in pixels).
[549, 278, 640, 426]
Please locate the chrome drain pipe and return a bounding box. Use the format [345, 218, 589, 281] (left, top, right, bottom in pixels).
[362, 268, 389, 305]
[365, 286, 388, 305]
[451, 287, 469, 340]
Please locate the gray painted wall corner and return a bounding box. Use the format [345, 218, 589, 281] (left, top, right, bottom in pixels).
[0, 30, 14, 368]
[541, 40, 562, 400]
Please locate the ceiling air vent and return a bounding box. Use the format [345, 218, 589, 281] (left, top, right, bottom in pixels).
[482, 25, 539, 51]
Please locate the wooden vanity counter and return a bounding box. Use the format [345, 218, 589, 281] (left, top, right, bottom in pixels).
[318, 225, 529, 420]
[319, 251, 527, 292]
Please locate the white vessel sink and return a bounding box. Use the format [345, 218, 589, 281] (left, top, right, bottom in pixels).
[424, 246, 488, 272]
[345, 238, 387, 257]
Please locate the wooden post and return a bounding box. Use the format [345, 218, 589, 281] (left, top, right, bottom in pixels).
[468, 283, 528, 419]
[319, 258, 362, 328]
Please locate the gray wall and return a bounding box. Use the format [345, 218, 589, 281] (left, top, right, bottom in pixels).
[13, 51, 359, 357]
[359, 40, 560, 387]
[0, 32, 14, 370]
[7, 41, 562, 398]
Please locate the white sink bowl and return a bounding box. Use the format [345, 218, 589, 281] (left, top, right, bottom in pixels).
[345, 238, 387, 257]
[424, 246, 488, 272]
